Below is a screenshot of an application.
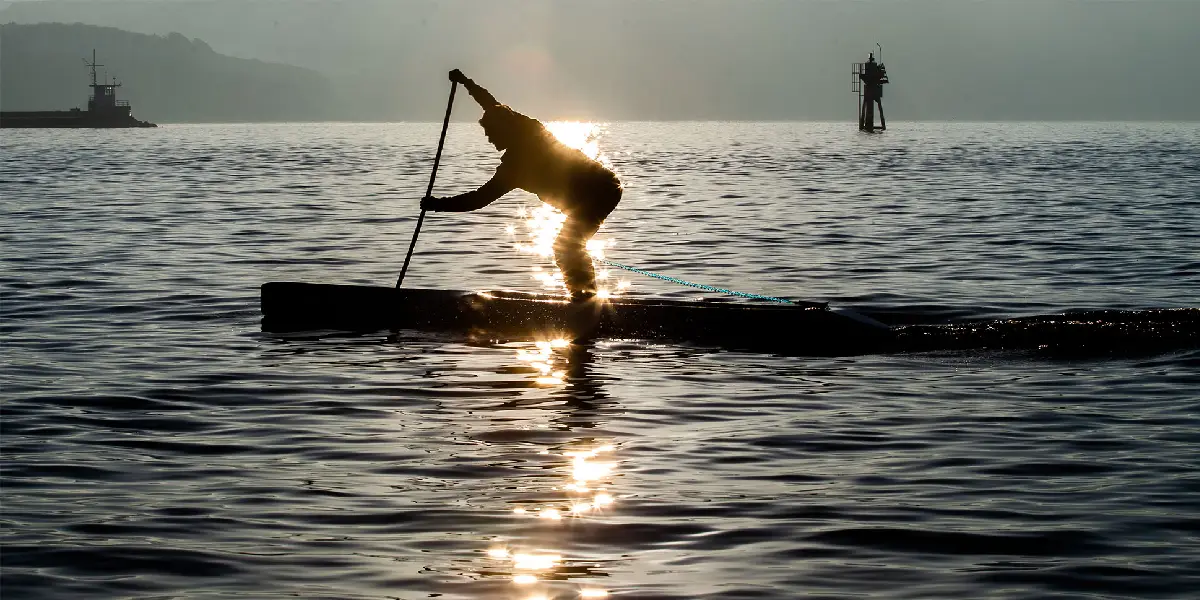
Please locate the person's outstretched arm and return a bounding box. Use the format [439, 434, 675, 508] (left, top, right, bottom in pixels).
[422, 174, 514, 213]
[449, 69, 500, 110]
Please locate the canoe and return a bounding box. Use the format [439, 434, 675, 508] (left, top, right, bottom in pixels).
[260, 282, 893, 355]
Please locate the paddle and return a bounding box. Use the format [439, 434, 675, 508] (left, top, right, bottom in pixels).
[396, 79, 458, 288]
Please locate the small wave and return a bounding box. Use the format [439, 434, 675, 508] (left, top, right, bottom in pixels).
[890, 308, 1200, 356]
[807, 526, 1107, 557]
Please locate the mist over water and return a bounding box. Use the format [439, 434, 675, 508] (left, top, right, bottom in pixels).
[2, 122, 1198, 599]
[4, 0, 1200, 121]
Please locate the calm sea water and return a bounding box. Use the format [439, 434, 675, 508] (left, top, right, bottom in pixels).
[2, 122, 1198, 599]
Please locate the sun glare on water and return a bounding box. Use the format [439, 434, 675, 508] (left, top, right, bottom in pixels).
[482, 125, 627, 597]
[544, 120, 606, 162]
[484, 441, 617, 597]
[503, 121, 631, 298]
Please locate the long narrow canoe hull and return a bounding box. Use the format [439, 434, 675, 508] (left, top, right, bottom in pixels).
[261, 282, 893, 355]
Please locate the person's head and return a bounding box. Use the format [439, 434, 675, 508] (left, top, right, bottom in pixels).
[479, 105, 543, 151]
[868, 52, 875, 63]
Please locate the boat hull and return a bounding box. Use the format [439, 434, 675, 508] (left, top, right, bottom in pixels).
[261, 282, 893, 355]
[0, 111, 157, 128]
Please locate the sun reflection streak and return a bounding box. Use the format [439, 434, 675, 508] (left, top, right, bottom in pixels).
[572, 456, 614, 483]
[486, 442, 619, 594]
[515, 339, 573, 387]
[513, 554, 562, 571]
[487, 339, 622, 594]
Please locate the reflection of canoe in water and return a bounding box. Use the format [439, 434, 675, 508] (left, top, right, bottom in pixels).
[260, 282, 893, 355]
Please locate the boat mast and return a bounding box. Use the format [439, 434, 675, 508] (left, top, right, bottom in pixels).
[84, 49, 103, 88]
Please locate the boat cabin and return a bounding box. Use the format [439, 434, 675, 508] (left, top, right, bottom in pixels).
[85, 51, 132, 117]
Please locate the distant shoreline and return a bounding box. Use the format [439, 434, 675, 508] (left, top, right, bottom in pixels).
[5, 119, 1194, 126]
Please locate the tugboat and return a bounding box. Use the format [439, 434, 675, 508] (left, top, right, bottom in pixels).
[0, 50, 157, 128]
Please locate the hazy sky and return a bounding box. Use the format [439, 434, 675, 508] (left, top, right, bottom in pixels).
[3, 0, 1198, 121]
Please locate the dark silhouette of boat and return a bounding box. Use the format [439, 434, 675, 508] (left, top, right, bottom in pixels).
[260, 282, 893, 355]
[260, 283, 1199, 357]
[0, 50, 156, 128]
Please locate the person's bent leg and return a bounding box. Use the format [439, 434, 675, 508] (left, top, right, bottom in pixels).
[555, 187, 621, 300]
[554, 215, 604, 301]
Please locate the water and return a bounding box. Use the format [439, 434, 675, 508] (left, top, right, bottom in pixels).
[2, 122, 1198, 599]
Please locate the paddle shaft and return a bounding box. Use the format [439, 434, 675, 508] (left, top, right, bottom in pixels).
[397, 80, 458, 288]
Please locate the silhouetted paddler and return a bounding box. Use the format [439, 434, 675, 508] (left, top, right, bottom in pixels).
[420, 69, 623, 301]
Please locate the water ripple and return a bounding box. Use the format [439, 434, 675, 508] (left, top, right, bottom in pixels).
[1, 123, 1197, 599]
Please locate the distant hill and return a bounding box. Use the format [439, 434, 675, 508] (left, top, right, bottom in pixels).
[0, 22, 337, 122]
